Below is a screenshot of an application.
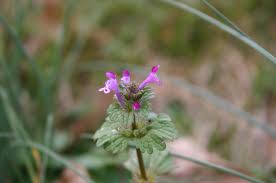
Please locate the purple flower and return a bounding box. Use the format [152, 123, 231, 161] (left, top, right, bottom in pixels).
[121, 70, 130, 84]
[99, 71, 119, 93]
[99, 65, 161, 109]
[132, 102, 141, 111]
[139, 65, 161, 89]
[99, 71, 124, 107]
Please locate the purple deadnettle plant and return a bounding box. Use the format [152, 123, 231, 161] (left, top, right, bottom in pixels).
[94, 65, 177, 182]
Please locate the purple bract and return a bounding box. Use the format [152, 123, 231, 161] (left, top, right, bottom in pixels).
[132, 102, 141, 111]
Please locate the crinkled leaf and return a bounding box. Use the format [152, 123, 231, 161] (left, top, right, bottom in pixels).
[107, 103, 132, 125]
[94, 106, 177, 154]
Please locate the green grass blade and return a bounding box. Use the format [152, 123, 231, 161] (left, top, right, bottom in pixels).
[0, 132, 15, 139]
[159, 0, 276, 65]
[0, 88, 29, 139]
[14, 0, 25, 33]
[16, 141, 94, 183]
[0, 14, 49, 119]
[200, 0, 247, 37]
[61, 35, 86, 82]
[1, 144, 32, 183]
[44, 114, 54, 149]
[170, 152, 264, 183]
[41, 114, 54, 183]
[127, 143, 263, 183]
[0, 88, 36, 180]
[0, 88, 36, 182]
[0, 15, 41, 73]
[0, 58, 22, 114]
[51, 0, 77, 85]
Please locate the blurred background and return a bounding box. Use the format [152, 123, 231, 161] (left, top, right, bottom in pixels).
[0, 0, 276, 182]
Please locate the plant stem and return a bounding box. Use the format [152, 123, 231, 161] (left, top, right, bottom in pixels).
[132, 113, 147, 181]
[136, 148, 147, 181]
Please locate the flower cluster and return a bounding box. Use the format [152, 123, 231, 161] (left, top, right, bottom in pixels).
[95, 64, 177, 181]
[98, 65, 161, 111]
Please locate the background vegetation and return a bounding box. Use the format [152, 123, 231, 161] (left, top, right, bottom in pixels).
[0, 0, 276, 182]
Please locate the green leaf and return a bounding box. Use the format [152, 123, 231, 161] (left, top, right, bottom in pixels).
[104, 136, 128, 153]
[129, 113, 177, 153]
[107, 103, 132, 126]
[125, 149, 173, 176]
[148, 113, 177, 140]
[94, 101, 177, 154]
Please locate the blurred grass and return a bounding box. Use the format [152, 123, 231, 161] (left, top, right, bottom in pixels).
[161, 0, 276, 64]
[166, 100, 193, 135]
[170, 152, 264, 183]
[0, 0, 276, 182]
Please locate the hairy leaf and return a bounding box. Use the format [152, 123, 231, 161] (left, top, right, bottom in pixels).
[94, 109, 177, 154]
